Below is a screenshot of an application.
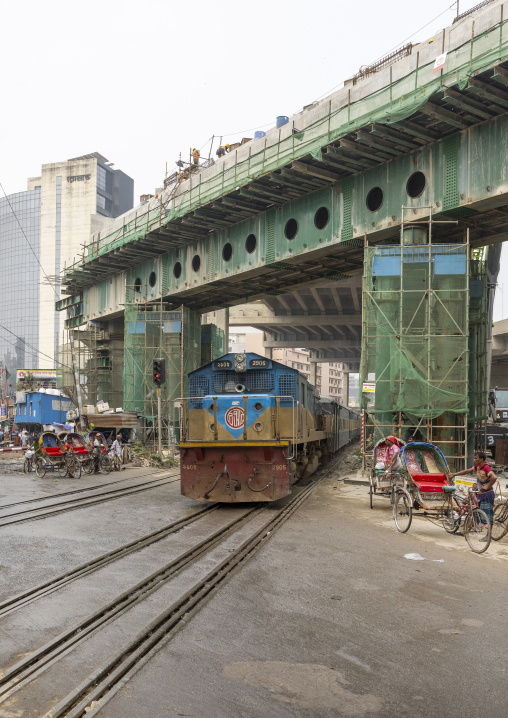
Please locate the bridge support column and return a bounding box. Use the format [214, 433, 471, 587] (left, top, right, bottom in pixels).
[214, 308, 229, 353]
[342, 371, 349, 406]
[309, 350, 318, 386]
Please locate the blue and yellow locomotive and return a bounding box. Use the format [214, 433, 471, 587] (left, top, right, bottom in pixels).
[179, 352, 360, 502]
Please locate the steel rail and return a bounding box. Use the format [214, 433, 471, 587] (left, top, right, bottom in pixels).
[0, 505, 264, 703]
[0, 475, 177, 528]
[0, 502, 218, 619]
[0, 454, 343, 716]
[54, 479, 322, 718]
[0, 468, 168, 510]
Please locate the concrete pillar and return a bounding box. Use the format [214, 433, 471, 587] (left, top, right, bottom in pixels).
[309, 350, 317, 386]
[214, 309, 230, 352]
[263, 332, 273, 360]
[342, 371, 350, 406]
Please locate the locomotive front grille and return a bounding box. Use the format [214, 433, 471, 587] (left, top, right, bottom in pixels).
[213, 372, 274, 393]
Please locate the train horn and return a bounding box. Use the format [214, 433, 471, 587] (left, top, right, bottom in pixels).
[235, 384, 246, 393]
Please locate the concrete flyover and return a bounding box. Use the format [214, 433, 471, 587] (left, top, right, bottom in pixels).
[227, 277, 362, 370]
[57, 1, 508, 394]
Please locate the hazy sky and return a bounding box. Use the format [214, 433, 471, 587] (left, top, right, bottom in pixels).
[1, 0, 506, 317]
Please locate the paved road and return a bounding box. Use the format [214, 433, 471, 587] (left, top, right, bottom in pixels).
[0, 467, 506, 717]
[101, 476, 508, 718]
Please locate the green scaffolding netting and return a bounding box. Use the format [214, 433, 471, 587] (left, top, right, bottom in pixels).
[62, 13, 508, 276]
[361, 244, 470, 420]
[123, 305, 225, 423]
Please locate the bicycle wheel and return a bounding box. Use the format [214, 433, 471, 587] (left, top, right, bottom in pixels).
[114, 455, 121, 471]
[70, 457, 82, 479]
[393, 490, 412, 533]
[464, 509, 491, 553]
[23, 458, 31, 474]
[57, 460, 68, 477]
[491, 502, 508, 541]
[82, 457, 94, 475]
[35, 458, 46, 478]
[442, 502, 460, 534]
[369, 482, 373, 510]
[100, 455, 112, 475]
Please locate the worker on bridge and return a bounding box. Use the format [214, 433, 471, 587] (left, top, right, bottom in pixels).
[192, 148, 200, 166]
[216, 143, 230, 158]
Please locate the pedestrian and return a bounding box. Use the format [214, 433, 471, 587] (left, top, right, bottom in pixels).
[384, 435, 402, 473]
[0, 427, 3, 443]
[451, 451, 497, 533]
[20, 428, 28, 447]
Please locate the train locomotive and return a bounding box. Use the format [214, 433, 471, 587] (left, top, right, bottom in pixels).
[179, 352, 360, 502]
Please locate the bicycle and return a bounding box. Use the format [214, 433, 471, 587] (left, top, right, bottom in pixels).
[441, 487, 491, 553]
[492, 485, 508, 541]
[108, 450, 122, 472]
[60, 451, 82, 479]
[23, 450, 35, 473]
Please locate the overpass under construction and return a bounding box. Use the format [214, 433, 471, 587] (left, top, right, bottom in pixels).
[57, 0, 508, 464]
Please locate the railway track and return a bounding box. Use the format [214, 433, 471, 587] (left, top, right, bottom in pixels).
[0, 502, 218, 618]
[0, 472, 179, 528]
[0, 468, 165, 511]
[0, 464, 335, 718]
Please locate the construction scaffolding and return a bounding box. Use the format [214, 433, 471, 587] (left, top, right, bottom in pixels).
[57, 323, 120, 410]
[360, 218, 487, 471]
[123, 296, 225, 447]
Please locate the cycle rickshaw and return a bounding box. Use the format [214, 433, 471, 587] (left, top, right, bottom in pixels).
[391, 442, 492, 553]
[35, 431, 82, 479]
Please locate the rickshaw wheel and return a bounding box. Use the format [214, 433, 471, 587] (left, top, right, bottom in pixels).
[491, 502, 508, 541]
[57, 461, 68, 478]
[464, 509, 491, 553]
[35, 458, 46, 478]
[442, 508, 460, 534]
[70, 458, 82, 479]
[100, 455, 112, 475]
[369, 482, 374, 509]
[83, 457, 94, 475]
[393, 490, 412, 533]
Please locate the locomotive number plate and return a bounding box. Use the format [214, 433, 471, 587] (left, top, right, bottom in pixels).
[249, 358, 269, 368]
[182, 464, 197, 470]
[214, 360, 232, 370]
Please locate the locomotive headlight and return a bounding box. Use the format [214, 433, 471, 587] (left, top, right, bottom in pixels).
[235, 353, 246, 372]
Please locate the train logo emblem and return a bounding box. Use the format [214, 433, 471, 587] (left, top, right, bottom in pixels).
[225, 407, 244, 429]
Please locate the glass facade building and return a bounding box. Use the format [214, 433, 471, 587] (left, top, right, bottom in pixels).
[0, 188, 41, 394]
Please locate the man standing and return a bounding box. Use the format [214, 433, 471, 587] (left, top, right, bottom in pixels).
[385, 435, 402, 472]
[451, 451, 497, 527]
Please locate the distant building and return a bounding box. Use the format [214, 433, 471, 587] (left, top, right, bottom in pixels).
[229, 329, 345, 402]
[0, 153, 133, 390]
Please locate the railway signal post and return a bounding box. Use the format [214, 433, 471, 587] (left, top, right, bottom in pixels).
[152, 359, 166, 456]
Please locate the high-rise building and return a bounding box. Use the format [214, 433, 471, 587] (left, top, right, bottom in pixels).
[0, 153, 133, 393]
[0, 187, 41, 394]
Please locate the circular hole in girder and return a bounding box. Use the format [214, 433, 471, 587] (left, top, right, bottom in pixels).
[149, 271, 156, 287]
[173, 262, 182, 279]
[134, 277, 141, 292]
[192, 255, 201, 272]
[314, 206, 329, 229]
[245, 234, 257, 254]
[222, 243, 233, 262]
[366, 187, 384, 212]
[407, 171, 426, 198]
[284, 218, 298, 240]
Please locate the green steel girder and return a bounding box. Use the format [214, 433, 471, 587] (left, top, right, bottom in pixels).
[60, 12, 508, 298]
[78, 108, 508, 320]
